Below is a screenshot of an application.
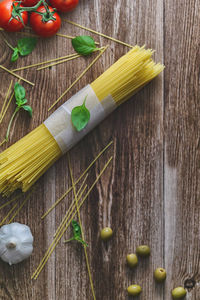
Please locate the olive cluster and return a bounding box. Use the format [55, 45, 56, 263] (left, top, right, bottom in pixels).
[100, 228, 187, 299]
[126, 246, 186, 299]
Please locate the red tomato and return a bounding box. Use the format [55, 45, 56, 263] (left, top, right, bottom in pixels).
[49, 0, 78, 12]
[30, 6, 61, 38]
[21, 0, 41, 7]
[0, 0, 28, 32]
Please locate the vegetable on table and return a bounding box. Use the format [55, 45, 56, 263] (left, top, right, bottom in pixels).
[21, 0, 41, 7]
[172, 287, 187, 299]
[136, 245, 151, 257]
[30, 4, 61, 37]
[49, 0, 79, 12]
[0, 222, 33, 265]
[71, 96, 90, 131]
[154, 268, 167, 282]
[100, 227, 113, 241]
[127, 285, 142, 296]
[0, 0, 28, 32]
[4, 82, 33, 142]
[72, 35, 100, 56]
[5, 37, 37, 62]
[64, 220, 88, 247]
[126, 253, 138, 268]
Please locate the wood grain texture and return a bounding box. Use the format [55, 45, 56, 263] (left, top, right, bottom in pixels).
[0, 0, 199, 299]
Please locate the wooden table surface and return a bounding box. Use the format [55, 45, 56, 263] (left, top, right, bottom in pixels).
[0, 0, 199, 299]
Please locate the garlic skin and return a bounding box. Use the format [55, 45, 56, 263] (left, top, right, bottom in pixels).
[0, 222, 33, 265]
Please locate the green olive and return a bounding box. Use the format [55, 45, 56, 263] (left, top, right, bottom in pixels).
[126, 253, 138, 268]
[154, 268, 166, 282]
[172, 287, 187, 299]
[136, 245, 150, 257]
[100, 227, 113, 241]
[127, 284, 142, 296]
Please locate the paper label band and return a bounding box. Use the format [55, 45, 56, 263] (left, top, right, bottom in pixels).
[44, 85, 116, 154]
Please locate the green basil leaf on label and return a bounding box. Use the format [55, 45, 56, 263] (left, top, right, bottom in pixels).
[72, 36, 97, 56]
[11, 48, 19, 62]
[71, 96, 90, 131]
[17, 37, 37, 56]
[14, 82, 26, 103]
[22, 105, 33, 117]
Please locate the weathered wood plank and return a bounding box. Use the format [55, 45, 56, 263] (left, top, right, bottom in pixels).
[0, 0, 199, 299]
[0, 0, 165, 298]
[164, 0, 200, 299]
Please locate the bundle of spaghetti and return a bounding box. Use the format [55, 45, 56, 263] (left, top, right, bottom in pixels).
[0, 45, 164, 196]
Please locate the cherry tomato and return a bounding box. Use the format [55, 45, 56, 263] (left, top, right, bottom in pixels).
[49, 0, 78, 12]
[0, 0, 28, 32]
[21, 0, 41, 7]
[30, 6, 61, 38]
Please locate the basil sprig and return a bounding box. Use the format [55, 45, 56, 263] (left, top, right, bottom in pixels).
[71, 96, 90, 131]
[5, 83, 33, 142]
[72, 36, 100, 56]
[64, 220, 88, 247]
[5, 37, 37, 62]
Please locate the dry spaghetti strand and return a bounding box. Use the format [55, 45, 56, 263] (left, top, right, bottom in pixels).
[0, 188, 35, 226]
[0, 80, 13, 123]
[33, 185, 89, 279]
[37, 54, 81, 71]
[0, 65, 34, 86]
[53, 174, 88, 238]
[67, 154, 96, 300]
[48, 46, 108, 111]
[8, 190, 33, 224]
[0, 202, 18, 226]
[37, 47, 105, 71]
[64, 19, 134, 48]
[32, 157, 112, 280]
[41, 140, 113, 219]
[0, 139, 6, 147]
[12, 53, 79, 72]
[0, 193, 21, 210]
[56, 32, 99, 45]
[0, 80, 21, 125]
[54, 185, 87, 239]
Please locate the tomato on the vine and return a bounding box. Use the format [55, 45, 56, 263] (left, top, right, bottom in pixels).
[21, 0, 41, 7]
[0, 0, 28, 32]
[49, 0, 78, 13]
[30, 5, 61, 38]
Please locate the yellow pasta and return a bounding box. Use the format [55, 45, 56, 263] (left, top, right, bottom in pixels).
[0, 46, 164, 196]
[0, 80, 13, 123]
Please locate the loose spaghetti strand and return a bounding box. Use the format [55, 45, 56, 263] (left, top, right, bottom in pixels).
[64, 19, 134, 48]
[0, 65, 34, 86]
[0, 80, 13, 123]
[32, 157, 112, 279]
[41, 140, 113, 219]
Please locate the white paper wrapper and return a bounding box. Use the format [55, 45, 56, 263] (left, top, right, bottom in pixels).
[44, 85, 116, 154]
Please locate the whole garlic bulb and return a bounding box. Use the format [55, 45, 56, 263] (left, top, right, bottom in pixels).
[0, 222, 33, 265]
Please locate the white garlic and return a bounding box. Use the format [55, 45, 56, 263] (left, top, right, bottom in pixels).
[0, 222, 33, 265]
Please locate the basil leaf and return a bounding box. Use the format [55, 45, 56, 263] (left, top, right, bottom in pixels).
[71, 96, 90, 131]
[14, 83, 26, 103]
[19, 99, 28, 106]
[22, 105, 33, 117]
[17, 37, 37, 56]
[11, 48, 19, 62]
[72, 36, 97, 56]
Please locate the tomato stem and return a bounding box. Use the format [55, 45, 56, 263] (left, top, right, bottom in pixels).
[9, 0, 45, 25]
[14, 0, 43, 12]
